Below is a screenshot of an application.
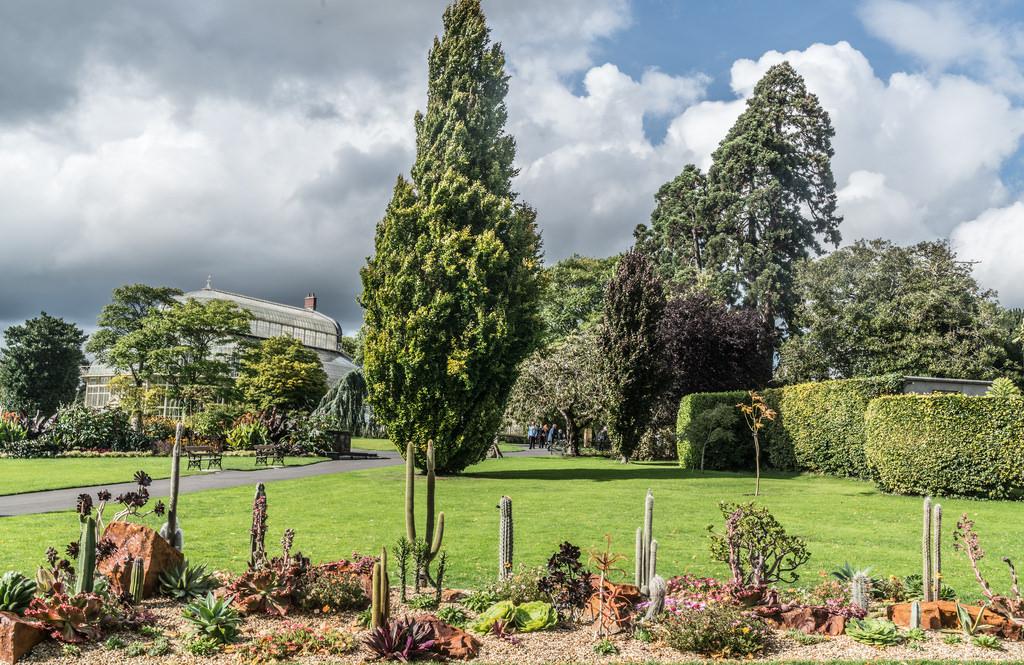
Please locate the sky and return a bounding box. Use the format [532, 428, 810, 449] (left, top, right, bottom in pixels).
[2, 0, 1024, 339]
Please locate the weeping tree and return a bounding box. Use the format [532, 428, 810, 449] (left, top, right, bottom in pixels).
[313, 369, 367, 435]
[359, 0, 542, 473]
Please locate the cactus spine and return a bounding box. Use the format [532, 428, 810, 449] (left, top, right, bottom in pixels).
[129, 558, 144, 604]
[850, 572, 870, 613]
[922, 496, 933, 602]
[371, 547, 390, 630]
[932, 502, 942, 599]
[498, 496, 513, 580]
[74, 516, 96, 594]
[159, 422, 184, 551]
[405, 440, 444, 584]
[635, 489, 657, 595]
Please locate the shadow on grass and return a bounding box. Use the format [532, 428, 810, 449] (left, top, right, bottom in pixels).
[462, 460, 804, 483]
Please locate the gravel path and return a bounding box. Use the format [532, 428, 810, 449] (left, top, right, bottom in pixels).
[0, 445, 547, 517]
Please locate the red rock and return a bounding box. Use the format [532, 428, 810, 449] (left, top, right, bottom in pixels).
[441, 589, 468, 603]
[583, 580, 641, 634]
[888, 601, 1022, 639]
[761, 606, 848, 636]
[421, 614, 480, 660]
[97, 521, 184, 599]
[0, 611, 47, 665]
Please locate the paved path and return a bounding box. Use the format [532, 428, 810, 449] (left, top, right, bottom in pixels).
[0, 445, 547, 517]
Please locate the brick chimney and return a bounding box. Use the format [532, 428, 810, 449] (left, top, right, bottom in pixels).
[304, 293, 317, 311]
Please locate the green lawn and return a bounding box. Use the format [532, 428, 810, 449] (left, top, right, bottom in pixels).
[353, 437, 522, 453]
[1, 455, 1019, 598]
[0, 456, 326, 496]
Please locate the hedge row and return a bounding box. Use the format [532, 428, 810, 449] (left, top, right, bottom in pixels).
[677, 374, 903, 477]
[864, 395, 1024, 499]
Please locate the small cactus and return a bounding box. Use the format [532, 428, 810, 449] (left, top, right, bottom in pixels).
[922, 496, 933, 602]
[371, 547, 390, 630]
[635, 489, 658, 595]
[249, 484, 267, 570]
[932, 502, 942, 600]
[129, 558, 145, 604]
[850, 572, 871, 613]
[74, 516, 97, 595]
[910, 600, 922, 628]
[644, 575, 667, 622]
[498, 496, 513, 580]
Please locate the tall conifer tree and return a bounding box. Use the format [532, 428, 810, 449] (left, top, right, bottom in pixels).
[360, 0, 542, 473]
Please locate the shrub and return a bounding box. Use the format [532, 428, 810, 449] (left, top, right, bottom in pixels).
[708, 502, 810, 587]
[182, 593, 242, 644]
[660, 603, 772, 658]
[436, 606, 469, 628]
[865, 395, 1024, 498]
[676, 391, 749, 470]
[0, 437, 59, 458]
[987, 377, 1022, 399]
[142, 416, 177, 443]
[226, 421, 269, 450]
[537, 542, 593, 622]
[189, 404, 242, 443]
[300, 568, 368, 612]
[45, 404, 149, 452]
[0, 418, 26, 445]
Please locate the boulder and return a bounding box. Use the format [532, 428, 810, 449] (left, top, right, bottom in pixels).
[583, 581, 642, 634]
[887, 600, 1023, 639]
[761, 606, 847, 636]
[0, 612, 47, 665]
[97, 521, 184, 598]
[421, 615, 480, 660]
[441, 589, 468, 603]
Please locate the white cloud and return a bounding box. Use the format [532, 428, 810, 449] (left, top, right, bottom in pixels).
[952, 202, 1024, 304]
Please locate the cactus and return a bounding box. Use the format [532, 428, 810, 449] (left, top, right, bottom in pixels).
[932, 502, 942, 600]
[371, 547, 390, 630]
[74, 516, 97, 595]
[405, 440, 444, 585]
[910, 600, 921, 628]
[249, 483, 267, 570]
[498, 496, 513, 580]
[635, 489, 658, 595]
[129, 558, 145, 604]
[644, 575, 667, 622]
[850, 572, 871, 613]
[435, 551, 448, 606]
[395, 537, 411, 602]
[922, 496, 933, 602]
[159, 422, 184, 551]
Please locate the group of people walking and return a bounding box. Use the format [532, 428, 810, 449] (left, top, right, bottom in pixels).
[526, 422, 559, 449]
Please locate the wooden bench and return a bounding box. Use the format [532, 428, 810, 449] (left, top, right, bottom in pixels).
[253, 445, 285, 467]
[184, 446, 223, 471]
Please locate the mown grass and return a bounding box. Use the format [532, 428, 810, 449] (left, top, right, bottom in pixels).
[1, 455, 1021, 597]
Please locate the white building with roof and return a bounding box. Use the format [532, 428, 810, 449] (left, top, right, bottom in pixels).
[83, 281, 357, 415]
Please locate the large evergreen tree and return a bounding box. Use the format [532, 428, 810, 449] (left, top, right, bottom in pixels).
[0, 313, 86, 415]
[600, 250, 666, 462]
[360, 0, 542, 473]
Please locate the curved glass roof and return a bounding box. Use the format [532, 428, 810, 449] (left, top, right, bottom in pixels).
[180, 287, 342, 351]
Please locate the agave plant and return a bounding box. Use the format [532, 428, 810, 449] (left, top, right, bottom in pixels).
[363, 617, 436, 662]
[182, 593, 242, 644]
[0, 571, 37, 614]
[158, 561, 219, 602]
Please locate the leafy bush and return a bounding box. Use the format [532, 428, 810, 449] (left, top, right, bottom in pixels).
[300, 568, 368, 612]
[660, 603, 772, 658]
[158, 560, 219, 601]
[538, 542, 594, 622]
[226, 421, 269, 450]
[0, 418, 26, 445]
[436, 605, 469, 628]
[0, 571, 36, 614]
[189, 404, 242, 442]
[708, 502, 810, 587]
[408, 594, 440, 610]
[865, 395, 1024, 498]
[142, 416, 177, 443]
[182, 593, 243, 644]
[844, 618, 902, 646]
[0, 437, 59, 458]
[45, 404, 149, 452]
[676, 391, 748, 470]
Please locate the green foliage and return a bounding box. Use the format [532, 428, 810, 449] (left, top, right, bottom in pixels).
[471, 565, 547, 606]
[844, 618, 903, 646]
[785, 628, 825, 645]
[987, 377, 1022, 398]
[301, 568, 369, 613]
[360, 0, 542, 473]
[593, 638, 618, 655]
[237, 336, 328, 412]
[0, 312, 86, 415]
[407, 594, 439, 610]
[0, 418, 27, 445]
[676, 391, 749, 470]
[660, 602, 772, 657]
[188, 404, 243, 442]
[539, 255, 619, 342]
[708, 502, 810, 586]
[600, 249, 666, 461]
[865, 395, 1024, 498]
[61, 643, 81, 658]
[943, 633, 963, 645]
[103, 635, 126, 650]
[973, 634, 1002, 650]
[158, 560, 219, 601]
[0, 571, 36, 614]
[435, 605, 469, 628]
[226, 421, 269, 450]
[904, 627, 927, 643]
[125, 642, 146, 657]
[147, 636, 171, 656]
[468, 599, 556, 634]
[779, 240, 1009, 383]
[45, 403, 148, 453]
[468, 600, 516, 634]
[182, 592, 243, 644]
[312, 369, 367, 435]
[182, 634, 222, 656]
[236, 622, 356, 663]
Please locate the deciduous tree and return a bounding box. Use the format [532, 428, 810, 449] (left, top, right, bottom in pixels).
[539, 255, 618, 342]
[237, 335, 328, 411]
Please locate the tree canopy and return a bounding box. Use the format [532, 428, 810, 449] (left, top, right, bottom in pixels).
[539, 254, 619, 342]
[777, 239, 1009, 382]
[0, 312, 87, 415]
[237, 335, 328, 412]
[360, 0, 542, 473]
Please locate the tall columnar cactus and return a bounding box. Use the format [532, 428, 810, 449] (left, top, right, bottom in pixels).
[850, 572, 871, 613]
[405, 440, 444, 584]
[129, 558, 145, 604]
[635, 489, 658, 595]
[498, 496, 513, 580]
[74, 516, 97, 595]
[922, 496, 933, 602]
[159, 422, 184, 551]
[249, 483, 268, 570]
[371, 547, 390, 630]
[932, 502, 942, 599]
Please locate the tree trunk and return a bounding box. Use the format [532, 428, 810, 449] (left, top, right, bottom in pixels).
[560, 410, 579, 456]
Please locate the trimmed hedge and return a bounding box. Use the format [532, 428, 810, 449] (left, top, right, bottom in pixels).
[678, 375, 902, 476]
[676, 391, 750, 470]
[865, 395, 1024, 499]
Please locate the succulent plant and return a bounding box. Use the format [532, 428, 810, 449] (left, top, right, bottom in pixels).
[74, 517, 96, 595]
[158, 560, 219, 602]
[364, 617, 436, 661]
[0, 571, 36, 614]
[229, 569, 292, 616]
[24, 591, 104, 643]
[405, 440, 444, 587]
[249, 484, 268, 569]
[499, 496, 513, 580]
[850, 571, 871, 613]
[845, 618, 903, 647]
[159, 423, 184, 551]
[921, 497, 943, 602]
[635, 489, 657, 595]
[182, 592, 243, 644]
[129, 558, 145, 604]
[371, 547, 390, 630]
